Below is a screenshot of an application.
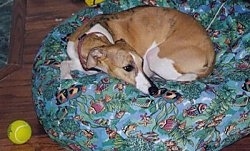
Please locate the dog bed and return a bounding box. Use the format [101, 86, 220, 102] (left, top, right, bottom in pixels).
[32, 0, 250, 150]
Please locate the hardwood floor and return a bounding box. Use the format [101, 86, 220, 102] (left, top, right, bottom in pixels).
[0, 0, 249, 150]
[0, 0, 82, 150]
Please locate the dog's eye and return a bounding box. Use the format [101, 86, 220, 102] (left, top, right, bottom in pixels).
[123, 65, 134, 72]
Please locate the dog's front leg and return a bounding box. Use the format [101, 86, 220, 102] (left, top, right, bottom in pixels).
[60, 41, 85, 79]
[60, 60, 74, 79]
[146, 46, 198, 81]
[146, 46, 182, 81]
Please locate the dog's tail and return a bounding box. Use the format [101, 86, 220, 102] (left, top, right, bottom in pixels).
[69, 15, 104, 42]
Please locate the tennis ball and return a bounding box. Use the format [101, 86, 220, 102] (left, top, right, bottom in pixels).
[85, 0, 104, 6]
[7, 120, 32, 144]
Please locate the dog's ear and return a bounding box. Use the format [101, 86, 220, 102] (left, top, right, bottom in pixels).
[86, 48, 107, 69]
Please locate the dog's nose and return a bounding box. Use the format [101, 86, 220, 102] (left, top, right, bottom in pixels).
[148, 86, 159, 96]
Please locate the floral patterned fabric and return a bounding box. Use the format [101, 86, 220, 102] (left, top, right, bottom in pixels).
[32, 0, 250, 150]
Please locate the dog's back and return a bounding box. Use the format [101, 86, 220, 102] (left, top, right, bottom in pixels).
[105, 7, 215, 78]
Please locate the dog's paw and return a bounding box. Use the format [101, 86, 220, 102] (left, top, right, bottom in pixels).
[60, 61, 73, 79]
[177, 73, 197, 81]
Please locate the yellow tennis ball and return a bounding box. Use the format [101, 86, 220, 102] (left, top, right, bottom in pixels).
[7, 120, 32, 144]
[85, 0, 104, 6]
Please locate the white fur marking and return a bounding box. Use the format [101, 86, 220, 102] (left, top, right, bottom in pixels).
[135, 71, 151, 94]
[177, 73, 197, 81]
[146, 46, 182, 80]
[60, 41, 84, 79]
[86, 24, 114, 44]
[60, 61, 73, 79]
[66, 41, 84, 71]
[143, 41, 158, 77]
[129, 52, 152, 94]
[144, 41, 198, 81]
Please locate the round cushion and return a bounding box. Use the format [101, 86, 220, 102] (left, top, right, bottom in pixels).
[32, 0, 250, 150]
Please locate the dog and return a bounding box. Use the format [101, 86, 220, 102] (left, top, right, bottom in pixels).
[61, 6, 215, 95]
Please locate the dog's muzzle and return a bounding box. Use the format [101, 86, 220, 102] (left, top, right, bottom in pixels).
[143, 73, 159, 96]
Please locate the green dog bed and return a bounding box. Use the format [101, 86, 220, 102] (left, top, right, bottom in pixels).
[32, 0, 250, 150]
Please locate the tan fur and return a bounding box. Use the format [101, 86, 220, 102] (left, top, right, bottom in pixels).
[69, 6, 215, 85]
[87, 40, 141, 85]
[78, 34, 111, 60]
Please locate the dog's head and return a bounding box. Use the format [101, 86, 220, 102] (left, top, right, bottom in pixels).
[85, 39, 156, 94]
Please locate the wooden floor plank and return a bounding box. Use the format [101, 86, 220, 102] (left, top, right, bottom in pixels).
[0, 135, 65, 151]
[0, 0, 83, 144]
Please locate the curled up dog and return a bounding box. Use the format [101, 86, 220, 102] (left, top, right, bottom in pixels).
[60, 6, 215, 95]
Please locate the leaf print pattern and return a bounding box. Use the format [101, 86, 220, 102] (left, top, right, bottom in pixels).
[32, 0, 250, 150]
